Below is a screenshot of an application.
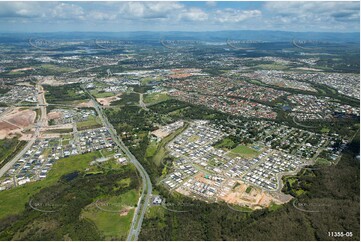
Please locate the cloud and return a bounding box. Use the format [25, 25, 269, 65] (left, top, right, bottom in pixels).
[89, 11, 117, 21]
[264, 1, 360, 23]
[331, 10, 360, 22]
[214, 9, 261, 23]
[49, 3, 85, 20]
[261, 1, 359, 31]
[0, 1, 358, 32]
[118, 1, 184, 19]
[0, 2, 46, 18]
[178, 8, 209, 22]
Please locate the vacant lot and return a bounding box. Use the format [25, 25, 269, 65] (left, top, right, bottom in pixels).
[39, 64, 75, 75]
[96, 94, 122, 106]
[110, 93, 139, 106]
[213, 137, 236, 150]
[0, 108, 36, 139]
[229, 145, 260, 158]
[77, 116, 102, 130]
[144, 93, 169, 104]
[82, 189, 139, 240]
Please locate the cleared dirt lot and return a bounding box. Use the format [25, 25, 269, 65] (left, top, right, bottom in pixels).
[40, 76, 65, 86]
[47, 111, 62, 120]
[0, 108, 36, 139]
[176, 172, 291, 210]
[219, 179, 291, 209]
[10, 67, 34, 72]
[76, 100, 94, 108]
[96, 94, 122, 106]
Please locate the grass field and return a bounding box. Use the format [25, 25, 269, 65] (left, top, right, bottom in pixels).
[110, 93, 139, 106]
[255, 63, 288, 70]
[82, 189, 139, 240]
[316, 157, 331, 166]
[100, 148, 116, 157]
[39, 64, 75, 74]
[145, 141, 158, 158]
[44, 128, 73, 134]
[187, 134, 199, 142]
[320, 127, 330, 133]
[91, 91, 115, 98]
[268, 202, 283, 212]
[0, 151, 102, 219]
[144, 93, 169, 104]
[213, 137, 236, 150]
[140, 77, 165, 85]
[77, 116, 102, 130]
[228, 145, 260, 158]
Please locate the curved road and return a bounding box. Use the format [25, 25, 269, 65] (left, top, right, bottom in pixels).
[83, 87, 152, 241]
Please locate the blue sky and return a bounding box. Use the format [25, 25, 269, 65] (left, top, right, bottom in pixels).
[0, 1, 359, 32]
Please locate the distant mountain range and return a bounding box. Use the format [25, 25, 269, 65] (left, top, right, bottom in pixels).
[0, 30, 359, 43]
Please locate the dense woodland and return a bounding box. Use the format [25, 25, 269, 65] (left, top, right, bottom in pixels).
[44, 83, 88, 103]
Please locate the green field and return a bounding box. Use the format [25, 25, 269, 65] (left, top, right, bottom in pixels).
[82, 189, 139, 240]
[187, 134, 199, 142]
[100, 148, 116, 157]
[229, 145, 260, 158]
[39, 64, 76, 74]
[213, 137, 236, 150]
[255, 63, 289, 70]
[320, 127, 330, 133]
[110, 93, 139, 106]
[145, 141, 158, 158]
[144, 93, 169, 104]
[77, 116, 102, 130]
[44, 128, 73, 134]
[315, 157, 331, 166]
[268, 202, 283, 212]
[0, 151, 102, 219]
[140, 77, 165, 85]
[94, 92, 115, 98]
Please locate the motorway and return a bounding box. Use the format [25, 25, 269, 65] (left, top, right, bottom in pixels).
[0, 83, 47, 178]
[83, 87, 152, 241]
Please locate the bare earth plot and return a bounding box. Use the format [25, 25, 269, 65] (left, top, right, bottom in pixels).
[0, 108, 36, 139]
[96, 94, 122, 106]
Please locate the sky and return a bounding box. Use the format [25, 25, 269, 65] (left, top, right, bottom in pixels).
[0, 1, 359, 32]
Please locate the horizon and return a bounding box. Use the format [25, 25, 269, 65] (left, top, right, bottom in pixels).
[0, 29, 360, 34]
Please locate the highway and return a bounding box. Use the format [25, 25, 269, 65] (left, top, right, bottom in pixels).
[83, 87, 152, 241]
